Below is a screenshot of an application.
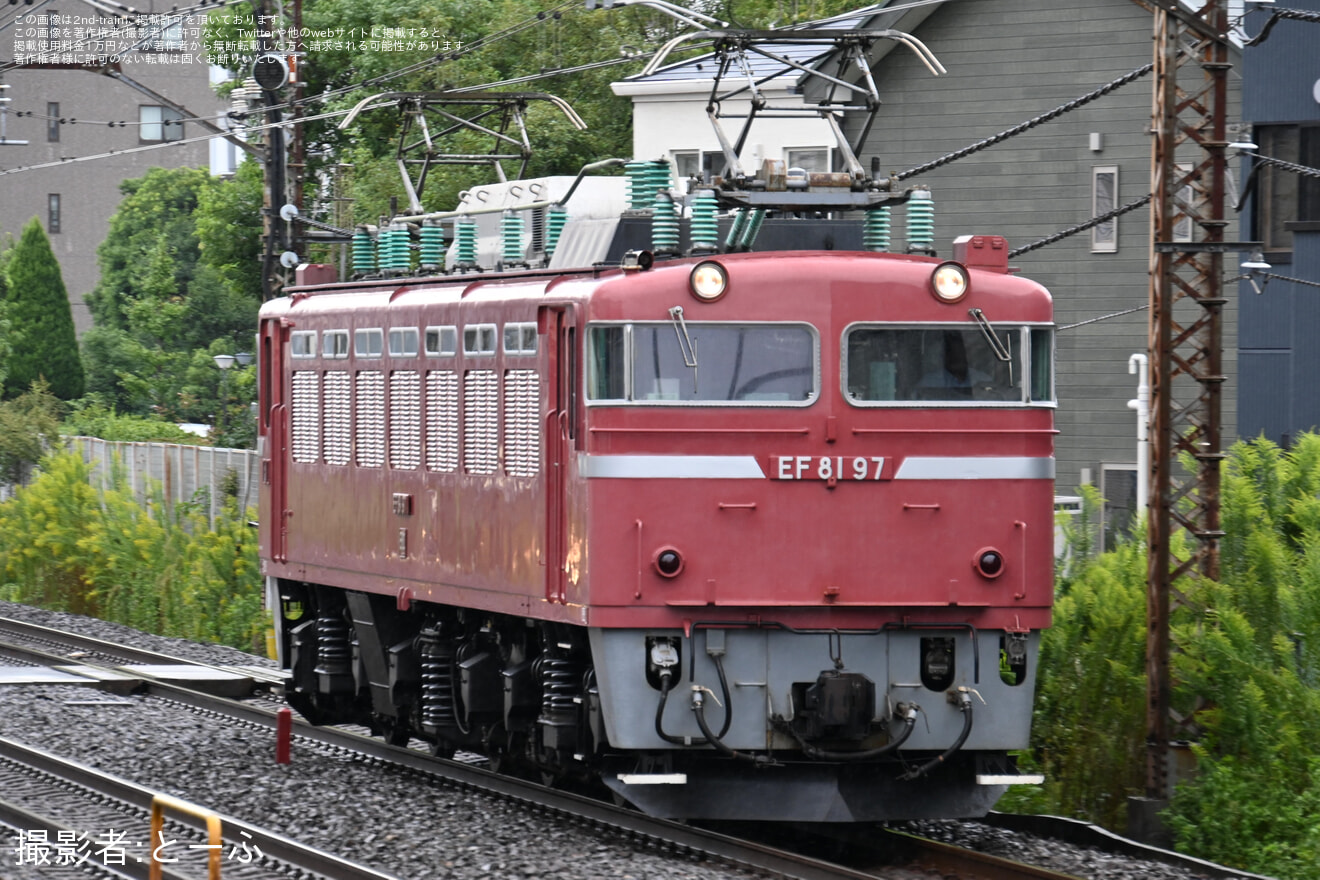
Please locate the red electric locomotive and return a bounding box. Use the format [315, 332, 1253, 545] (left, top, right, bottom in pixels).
[258, 188, 1054, 821]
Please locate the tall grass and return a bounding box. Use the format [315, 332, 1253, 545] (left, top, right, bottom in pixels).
[0, 449, 264, 651]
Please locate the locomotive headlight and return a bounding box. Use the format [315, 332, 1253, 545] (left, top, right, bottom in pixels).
[930, 261, 970, 303]
[689, 260, 729, 302]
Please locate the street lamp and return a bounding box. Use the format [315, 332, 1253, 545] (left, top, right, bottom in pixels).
[213, 354, 236, 443]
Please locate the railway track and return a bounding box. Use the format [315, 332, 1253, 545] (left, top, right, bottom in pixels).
[0, 736, 400, 880]
[0, 615, 1171, 880]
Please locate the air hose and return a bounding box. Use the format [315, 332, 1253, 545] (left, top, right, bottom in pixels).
[900, 687, 974, 780]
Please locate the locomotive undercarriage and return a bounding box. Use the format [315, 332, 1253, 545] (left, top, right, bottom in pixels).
[278, 581, 606, 784]
[274, 579, 1039, 820]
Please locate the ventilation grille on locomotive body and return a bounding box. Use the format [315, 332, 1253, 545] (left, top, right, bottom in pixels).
[291, 371, 320, 464]
[323, 371, 352, 466]
[355, 371, 386, 468]
[463, 370, 499, 475]
[426, 370, 460, 472]
[503, 369, 540, 477]
[390, 370, 422, 470]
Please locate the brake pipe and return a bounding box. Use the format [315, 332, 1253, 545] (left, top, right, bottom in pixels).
[691, 686, 776, 766]
[900, 688, 975, 780]
[654, 653, 732, 745]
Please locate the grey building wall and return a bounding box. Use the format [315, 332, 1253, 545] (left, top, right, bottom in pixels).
[840, 0, 1240, 496]
[0, 1, 225, 334]
[1237, 0, 1320, 446]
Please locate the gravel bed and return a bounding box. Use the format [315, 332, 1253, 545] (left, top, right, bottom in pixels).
[0, 603, 1265, 880]
[897, 819, 1255, 880]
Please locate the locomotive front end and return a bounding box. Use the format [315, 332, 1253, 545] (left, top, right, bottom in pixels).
[577, 241, 1054, 821]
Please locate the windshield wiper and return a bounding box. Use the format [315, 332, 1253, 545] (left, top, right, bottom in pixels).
[968, 307, 1014, 386]
[669, 306, 699, 368]
[968, 308, 1012, 362]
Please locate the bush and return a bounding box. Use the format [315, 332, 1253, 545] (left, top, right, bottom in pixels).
[1010, 435, 1320, 880]
[63, 401, 202, 444]
[0, 449, 264, 650]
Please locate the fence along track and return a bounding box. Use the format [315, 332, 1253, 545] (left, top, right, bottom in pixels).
[70, 437, 260, 527]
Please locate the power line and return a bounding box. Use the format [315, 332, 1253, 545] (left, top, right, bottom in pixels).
[1009, 194, 1154, 258]
[1057, 304, 1149, 332]
[894, 62, 1153, 181]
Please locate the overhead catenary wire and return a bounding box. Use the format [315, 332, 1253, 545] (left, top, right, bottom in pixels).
[893, 62, 1154, 181]
[1243, 6, 1320, 46]
[1009, 194, 1154, 258]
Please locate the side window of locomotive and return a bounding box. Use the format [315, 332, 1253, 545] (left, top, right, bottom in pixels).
[1029, 328, 1055, 402]
[354, 328, 383, 358]
[388, 327, 419, 358]
[463, 324, 497, 356]
[586, 322, 816, 404]
[290, 331, 317, 358]
[425, 325, 458, 357]
[504, 322, 538, 356]
[323, 330, 350, 359]
[845, 326, 1023, 404]
[587, 326, 626, 400]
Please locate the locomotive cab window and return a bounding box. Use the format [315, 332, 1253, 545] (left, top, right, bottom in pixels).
[587, 322, 817, 405]
[845, 324, 1054, 406]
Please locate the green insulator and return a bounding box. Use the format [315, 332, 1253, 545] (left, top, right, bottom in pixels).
[738, 208, 767, 250]
[625, 160, 650, 210]
[724, 209, 749, 251]
[690, 189, 719, 253]
[906, 188, 935, 253]
[863, 206, 892, 252]
[546, 204, 567, 257]
[651, 190, 680, 254]
[419, 221, 446, 270]
[352, 226, 377, 274]
[627, 159, 674, 211]
[387, 223, 413, 272]
[455, 216, 478, 266]
[501, 210, 524, 265]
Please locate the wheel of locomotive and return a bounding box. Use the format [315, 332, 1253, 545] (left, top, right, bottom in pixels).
[380, 716, 411, 748]
[428, 738, 456, 759]
[484, 722, 511, 774]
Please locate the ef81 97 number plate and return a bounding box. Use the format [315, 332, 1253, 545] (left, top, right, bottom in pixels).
[772, 455, 887, 481]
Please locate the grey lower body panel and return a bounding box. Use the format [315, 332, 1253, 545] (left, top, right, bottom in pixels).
[602, 755, 1012, 822]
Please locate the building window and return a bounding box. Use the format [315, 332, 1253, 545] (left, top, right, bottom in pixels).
[1256, 124, 1320, 254]
[785, 147, 830, 173]
[1171, 164, 1194, 244]
[47, 194, 61, 234]
[140, 105, 183, 142]
[47, 102, 59, 142]
[1092, 166, 1118, 253]
[672, 150, 731, 185]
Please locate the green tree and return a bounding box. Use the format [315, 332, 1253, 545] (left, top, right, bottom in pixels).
[2, 218, 84, 400]
[81, 166, 261, 427]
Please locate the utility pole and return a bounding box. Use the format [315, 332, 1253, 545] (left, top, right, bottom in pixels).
[1142, 0, 1235, 834]
[253, 0, 291, 300]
